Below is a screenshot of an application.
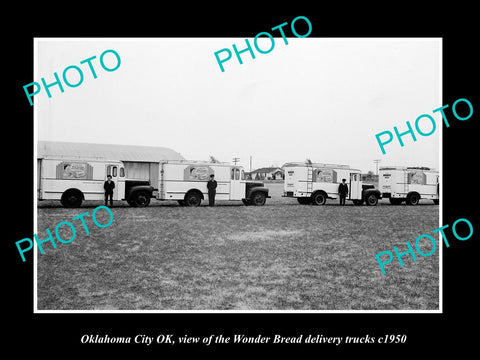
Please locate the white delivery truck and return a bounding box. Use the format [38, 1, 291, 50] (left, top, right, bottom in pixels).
[152, 160, 270, 206]
[379, 166, 439, 205]
[283, 162, 381, 206]
[37, 157, 154, 207]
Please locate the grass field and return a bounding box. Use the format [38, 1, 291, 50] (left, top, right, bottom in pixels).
[37, 183, 439, 310]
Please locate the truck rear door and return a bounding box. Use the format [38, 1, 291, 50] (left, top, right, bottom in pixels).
[379, 171, 392, 196]
[284, 167, 295, 196]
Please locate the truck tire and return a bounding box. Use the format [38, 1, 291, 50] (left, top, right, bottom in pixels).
[406, 193, 420, 206]
[185, 191, 202, 207]
[250, 192, 266, 206]
[130, 191, 150, 207]
[311, 192, 327, 206]
[365, 194, 378, 206]
[61, 189, 83, 208]
[389, 198, 403, 205]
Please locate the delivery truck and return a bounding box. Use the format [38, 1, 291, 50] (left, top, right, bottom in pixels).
[37, 157, 154, 207]
[283, 162, 381, 206]
[379, 166, 439, 205]
[152, 160, 270, 206]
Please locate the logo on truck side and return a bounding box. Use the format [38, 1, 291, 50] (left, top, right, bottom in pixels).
[184, 165, 213, 181]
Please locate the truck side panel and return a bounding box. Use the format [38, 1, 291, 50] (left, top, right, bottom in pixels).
[39, 159, 125, 201]
[158, 163, 235, 201]
[312, 182, 341, 199]
[285, 166, 361, 199]
[162, 180, 232, 201]
[41, 179, 105, 200]
[380, 169, 439, 200]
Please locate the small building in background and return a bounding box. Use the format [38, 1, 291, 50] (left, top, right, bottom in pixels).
[247, 167, 284, 180]
[361, 171, 379, 183]
[37, 141, 184, 186]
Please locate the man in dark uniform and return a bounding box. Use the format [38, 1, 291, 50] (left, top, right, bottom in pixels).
[207, 174, 217, 207]
[104, 175, 115, 207]
[338, 178, 348, 206]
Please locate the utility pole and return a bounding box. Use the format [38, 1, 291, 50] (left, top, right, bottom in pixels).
[233, 157, 240, 166]
[374, 159, 381, 175]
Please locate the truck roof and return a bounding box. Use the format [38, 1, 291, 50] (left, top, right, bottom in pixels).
[160, 160, 241, 168]
[282, 162, 359, 171]
[39, 156, 123, 164]
[379, 166, 437, 171]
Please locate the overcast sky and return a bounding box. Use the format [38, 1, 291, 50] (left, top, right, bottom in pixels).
[35, 38, 441, 173]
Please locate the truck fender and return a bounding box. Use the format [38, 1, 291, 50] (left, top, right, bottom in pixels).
[246, 187, 269, 199]
[126, 185, 154, 200]
[363, 188, 381, 200]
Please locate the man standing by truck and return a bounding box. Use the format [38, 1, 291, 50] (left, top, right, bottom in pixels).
[338, 178, 348, 206]
[207, 174, 217, 207]
[104, 175, 115, 207]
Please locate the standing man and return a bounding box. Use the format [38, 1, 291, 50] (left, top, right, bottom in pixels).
[104, 174, 115, 207]
[207, 174, 217, 207]
[338, 178, 348, 206]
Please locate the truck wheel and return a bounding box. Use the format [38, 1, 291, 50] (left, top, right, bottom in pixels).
[365, 194, 378, 206]
[353, 200, 364, 206]
[406, 193, 420, 206]
[433, 199, 439, 205]
[185, 192, 202, 207]
[61, 190, 83, 208]
[389, 198, 403, 205]
[250, 192, 266, 206]
[311, 192, 327, 206]
[131, 191, 150, 207]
